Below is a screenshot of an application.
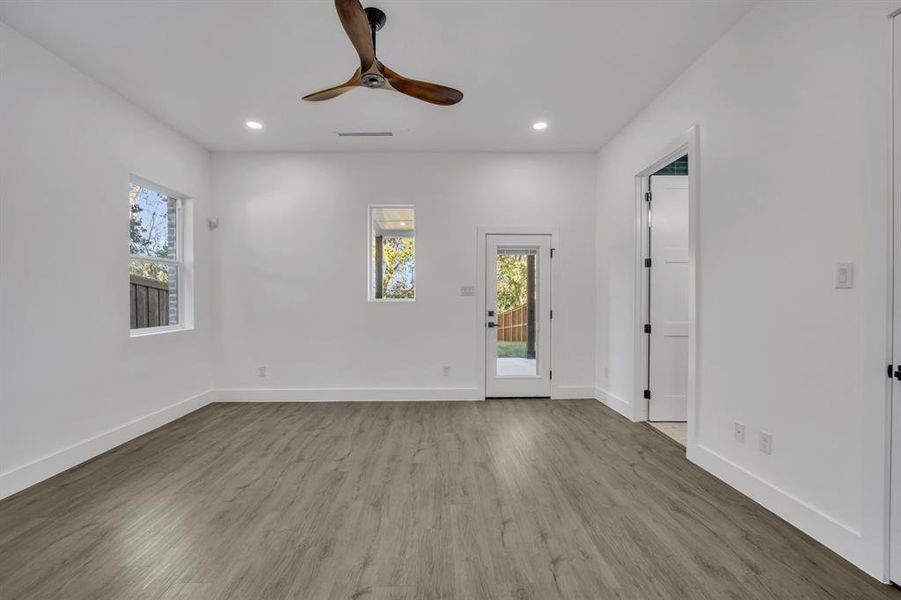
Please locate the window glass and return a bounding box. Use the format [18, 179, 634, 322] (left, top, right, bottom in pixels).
[129, 183, 176, 260]
[129, 181, 184, 331]
[370, 207, 415, 300]
[496, 248, 538, 376]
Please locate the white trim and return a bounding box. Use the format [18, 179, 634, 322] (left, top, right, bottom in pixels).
[129, 323, 191, 337]
[215, 386, 596, 403]
[214, 387, 482, 402]
[631, 125, 700, 451]
[689, 442, 877, 578]
[130, 255, 179, 267]
[594, 386, 634, 419]
[888, 8, 901, 584]
[0, 389, 214, 501]
[476, 226, 560, 399]
[553, 385, 596, 399]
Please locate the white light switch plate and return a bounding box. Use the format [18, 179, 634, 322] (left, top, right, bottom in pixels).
[835, 263, 854, 289]
[460, 286, 475, 297]
[734, 422, 745, 443]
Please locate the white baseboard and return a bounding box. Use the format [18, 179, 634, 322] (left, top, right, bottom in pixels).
[214, 386, 483, 402]
[594, 386, 633, 419]
[687, 442, 873, 578]
[553, 385, 596, 399]
[0, 389, 214, 501]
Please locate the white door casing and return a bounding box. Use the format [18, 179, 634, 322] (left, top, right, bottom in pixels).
[888, 11, 901, 586]
[485, 234, 552, 397]
[648, 175, 689, 421]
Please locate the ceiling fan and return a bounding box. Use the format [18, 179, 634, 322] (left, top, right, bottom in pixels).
[302, 0, 463, 106]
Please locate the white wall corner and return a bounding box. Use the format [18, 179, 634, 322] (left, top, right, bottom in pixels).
[0, 389, 216, 501]
[594, 386, 635, 420]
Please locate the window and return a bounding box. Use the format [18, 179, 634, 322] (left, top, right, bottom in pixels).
[129, 179, 189, 333]
[369, 206, 415, 301]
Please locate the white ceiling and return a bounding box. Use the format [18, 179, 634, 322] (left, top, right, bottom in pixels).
[0, 0, 754, 152]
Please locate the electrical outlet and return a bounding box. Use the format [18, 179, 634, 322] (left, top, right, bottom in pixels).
[759, 431, 773, 455]
[443, 365, 451, 376]
[734, 422, 745, 443]
[257, 365, 267, 378]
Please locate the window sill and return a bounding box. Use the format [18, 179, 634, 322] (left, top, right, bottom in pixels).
[368, 298, 416, 303]
[129, 324, 192, 338]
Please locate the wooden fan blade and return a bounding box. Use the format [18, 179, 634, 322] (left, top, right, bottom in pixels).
[335, 0, 375, 71]
[302, 70, 361, 102]
[382, 65, 463, 106]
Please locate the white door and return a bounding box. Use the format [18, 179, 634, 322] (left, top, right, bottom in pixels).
[889, 12, 901, 585]
[485, 234, 552, 397]
[648, 175, 689, 421]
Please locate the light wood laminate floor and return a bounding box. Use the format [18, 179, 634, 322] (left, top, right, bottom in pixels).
[0, 400, 898, 599]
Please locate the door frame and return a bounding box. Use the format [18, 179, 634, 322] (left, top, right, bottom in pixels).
[887, 7, 901, 584]
[632, 124, 700, 450]
[476, 226, 559, 399]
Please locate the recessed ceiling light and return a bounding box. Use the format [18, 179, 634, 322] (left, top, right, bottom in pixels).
[245, 121, 263, 130]
[532, 121, 548, 131]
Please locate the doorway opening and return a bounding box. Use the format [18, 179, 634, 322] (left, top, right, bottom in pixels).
[644, 156, 690, 446]
[631, 126, 699, 451]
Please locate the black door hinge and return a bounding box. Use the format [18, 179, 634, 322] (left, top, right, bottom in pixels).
[550, 370, 553, 380]
[550, 310, 553, 319]
[644, 258, 652, 268]
[643, 389, 651, 400]
[550, 248, 555, 258]
[645, 191, 652, 202]
[643, 324, 651, 334]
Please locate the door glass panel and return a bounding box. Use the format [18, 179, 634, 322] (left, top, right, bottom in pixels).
[496, 247, 538, 376]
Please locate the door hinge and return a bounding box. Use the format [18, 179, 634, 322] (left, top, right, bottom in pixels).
[644, 257, 652, 268]
[550, 248, 555, 258]
[645, 191, 652, 202]
[550, 370, 553, 380]
[550, 309, 553, 319]
[643, 323, 651, 334]
[643, 389, 651, 400]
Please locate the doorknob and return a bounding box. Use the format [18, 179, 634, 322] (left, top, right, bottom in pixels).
[487, 322, 496, 328]
[894, 365, 901, 381]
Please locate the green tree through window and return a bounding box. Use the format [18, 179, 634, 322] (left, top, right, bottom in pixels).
[496, 254, 528, 311]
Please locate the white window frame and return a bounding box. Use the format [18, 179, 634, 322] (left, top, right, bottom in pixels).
[367, 204, 416, 303]
[129, 176, 194, 337]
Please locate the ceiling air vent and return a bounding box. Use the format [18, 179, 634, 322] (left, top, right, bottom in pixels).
[336, 131, 394, 137]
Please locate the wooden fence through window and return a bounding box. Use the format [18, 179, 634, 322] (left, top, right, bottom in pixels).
[497, 304, 529, 342]
[130, 275, 170, 329]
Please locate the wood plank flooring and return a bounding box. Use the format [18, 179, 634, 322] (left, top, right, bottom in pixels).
[0, 400, 898, 599]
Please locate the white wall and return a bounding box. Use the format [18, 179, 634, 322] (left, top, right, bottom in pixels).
[0, 23, 215, 498]
[211, 152, 596, 400]
[594, 1, 899, 579]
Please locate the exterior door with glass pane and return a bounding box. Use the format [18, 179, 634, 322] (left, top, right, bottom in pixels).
[485, 234, 552, 397]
